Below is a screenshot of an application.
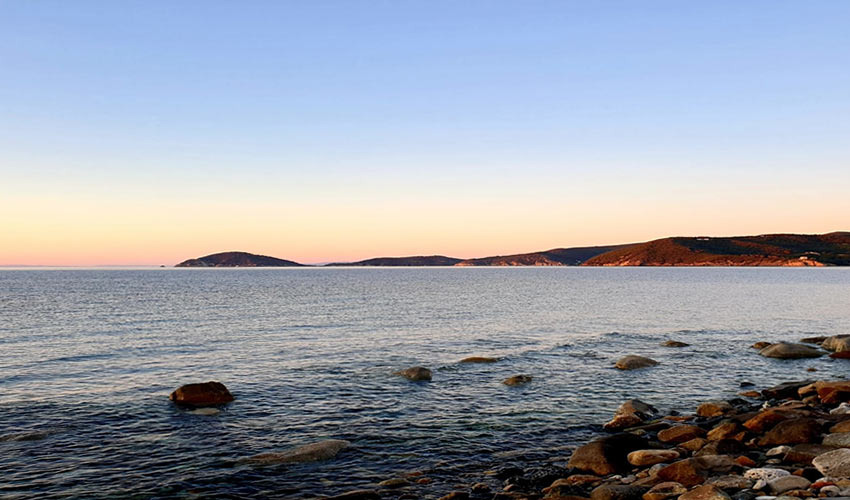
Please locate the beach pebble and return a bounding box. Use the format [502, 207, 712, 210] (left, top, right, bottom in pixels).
[658, 425, 706, 443]
[706, 475, 754, 490]
[642, 481, 687, 500]
[678, 485, 732, 500]
[628, 450, 680, 467]
[813, 448, 850, 477]
[590, 483, 645, 500]
[767, 446, 792, 456]
[819, 485, 840, 496]
[766, 476, 811, 494]
[744, 469, 791, 482]
[823, 433, 850, 448]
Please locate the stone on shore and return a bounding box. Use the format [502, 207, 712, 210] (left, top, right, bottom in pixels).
[658, 425, 706, 444]
[503, 375, 533, 386]
[822, 433, 850, 448]
[642, 482, 687, 500]
[808, 381, 850, 404]
[705, 475, 754, 490]
[822, 335, 850, 352]
[812, 449, 850, 481]
[742, 468, 790, 482]
[169, 381, 234, 407]
[628, 449, 680, 467]
[662, 341, 689, 348]
[697, 401, 735, 418]
[759, 343, 824, 359]
[758, 418, 822, 446]
[707, 421, 743, 441]
[830, 420, 850, 433]
[763, 381, 815, 400]
[783, 444, 837, 464]
[395, 366, 432, 381]
[766, 476, 811, 494]
[678, 484, 731, 500]
[604, 400, 658, 431]
[656, 456, 735, 487]
[590, 484, 646, 500]
[568, 433, 649, 475]
[241, 439, 350, 464]
[460, 356, 499, 363]
[615, 355, 658, 370]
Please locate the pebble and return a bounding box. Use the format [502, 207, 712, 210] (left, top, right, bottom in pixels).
[766, 446, 792, 457]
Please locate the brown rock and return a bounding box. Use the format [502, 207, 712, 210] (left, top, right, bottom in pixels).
[813, 381, 850, 404]
[830, 419, 850, 433]
[822, 335, 850, 352]
[735, 456, 756, 467]
[697, 401, 734, 418]
[658, 425, 706, 444]
[395, 366, 432, 381]
[641, 482, 687, 500]
[627, 449, 680, 466]
[758, 418, 823, 446]
[743, 409, 791, 433]
[764, 380, 816, 399]
[460, 356, 498, 363]
[752, 342, 772, 349]
[615, 355, 659, 370]
[677, 484, 731, 500]
[694, 439, 745, 457]
[604, 400, 658, 431]
[437, 492, 469, 500]
[662, 341, 689, 348]
[655, 456, 735, 487]
[169, 381, 234, 407]
[829, 351, 850, 359]
[503, 375, 533, 386]
[568, 433, 649, 475]
[705, 475, 753, 490]
[738, 391, 761, 398]
[759, 343, 824, 359]
[784, 444, 838, 464]
[707, 422, 742, 441]
[681, 438, 709, 452]
[561, 475, 603, 486]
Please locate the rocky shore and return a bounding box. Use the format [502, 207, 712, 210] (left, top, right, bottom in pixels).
[167, 335, 850, 500]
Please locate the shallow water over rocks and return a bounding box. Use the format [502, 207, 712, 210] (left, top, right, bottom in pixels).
[1, 267, 849, 498]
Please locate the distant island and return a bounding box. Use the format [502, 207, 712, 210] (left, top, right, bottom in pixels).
[175, 232, 850, 267]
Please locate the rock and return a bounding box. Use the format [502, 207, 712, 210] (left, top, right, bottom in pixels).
[767, 446, 793, 457]
[241, 439, 350, 464]
[753, 342, 772, 349]
[739, 391, 762, 398]
[759, 343, 824, 359]
[736, 456, 757, 467]
[503, 375, 533, 386]
[642, 482, 687, 500]
[829, 352, 850, 359]
[471, 483, 490, 494]
[823, 433, 850, 448]
[681, 438, 709, 452]
[707, 422, 743, 441]
[819, 485, 840, 496]
[605, 400, 659, 431]
[743, 469, 791, 482]
[656, 456, 735, 487]
[822, 335, 850, 352]
[831, 404, 850, 416]
[190, 407, 221, 416]
[0, 431, 49, 442]
[437, 492, 468, 500]
[698, 401, 735, 418]
[590, 484, 646, 500]
[325, 490, 381, 500]
[766, 476, 811, 494]
[830, 421, 850, 433]
[377, 478, 409, 488]
[169, 381, 234, 407]
[744, 410, 792, 433]
[460, 356, 499, 363]
[658, 425, 707, 444]
[678, 485, 732, 500]
[568, 433, 649, 475]
[395, 366, 432, 381]
[800, 337, 828, 345]
[615, 355, 659, 370]
[706, 475, 755, 490]
[784, 444, 837, 464]
[628, 450, 681, 466]
[764, 381, 816, 400]
[759, 418, 822, 446]
[560, 475, 604, 487]
[663, 341, 689, 348]
[543, 479, 589, 498]
[695, 439, 745, 457]
[810, 382, 850, 405]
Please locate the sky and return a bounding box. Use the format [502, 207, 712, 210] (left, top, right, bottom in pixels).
[1, 1, 849, 265]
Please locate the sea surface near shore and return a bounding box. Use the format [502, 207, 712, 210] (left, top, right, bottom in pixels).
[1, 268, 849, 499]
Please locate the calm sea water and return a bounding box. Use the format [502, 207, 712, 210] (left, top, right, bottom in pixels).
[2, 268, 850, 499]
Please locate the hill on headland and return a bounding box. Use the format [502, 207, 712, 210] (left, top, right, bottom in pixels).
[583, 232, 850, 266]
[175, 232, 850, 267]
[175, 251, 305, 267]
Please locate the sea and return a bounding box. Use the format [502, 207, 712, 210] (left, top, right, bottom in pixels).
[1, 267, 849, 499]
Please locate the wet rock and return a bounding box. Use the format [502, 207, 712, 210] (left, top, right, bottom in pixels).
[437, 492, 468, 500]
[759, 343, 824, 359]
[743, 469, 791, 482]
[766, 476, 811, 494]
[695, 439, 745, 457]
[784, 444, 837, 464]
[830, 421, 850, 433]
[736, 456, 757, 467]
[471, 483, 490, 494]
[810, 382, 850, 405]
[800, 337, 827, 345]
[590, 484, 646, 500]
[829, 352, 850, 359]
[656, 456, 735, 487]
[752, 342, 772, 349]
[605, 400, 658, 431]
[169, 381, 234, 407]
[706, 475, 754, 490]
[395, 366, 432, 381]
[662, 341, 689, 348]
[503, 375, 533, 386]
[628, 450, 680, 467]
[325, 490, 381, 500]
[767, 446, 792, 457]
[460, 356, 499, 363]
[241, 439, 350, 464]
[698, 401, 735, 418]
[744, 410, 792, 433]
[568, 433, 649, 475]
[658, 425, 706, 444]
[0, 431, 49, 442]
[739, 391, 761, 398]
[822, 335, 850, 353]
[561, 475, 603, 486]
[642, 481, 687, 500]
[759, 418, 822, 446]
[678, 484, 732, 500]
[543, 479, 588, 498]
[681, 438, 709, 452]
[763, 381, 815, 400]
[377, 478, 409, 488]
[707, 422, 744, 441]
[615, 355, 659, 370]
[823, 433, 850, 448]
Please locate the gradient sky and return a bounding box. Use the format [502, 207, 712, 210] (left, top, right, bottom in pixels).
[2, 1, 849, 265]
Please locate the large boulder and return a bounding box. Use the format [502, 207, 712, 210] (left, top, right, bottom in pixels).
[169, 381, 234, 407]
[395, 366, 432, 381]
[241, 439, 350, 464]
[615, 355, 658, 370]
[812, 448, 850, 477]
[822, 335, 850, 352]
[604, 399, 658, 431]
[758, 418, 822, 446]
[759, 342, 823, 359]
[568, 433, 648, 475]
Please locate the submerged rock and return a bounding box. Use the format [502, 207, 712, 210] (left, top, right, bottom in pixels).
[759, 343, 824, 359]
[395, 366, 432, 381]
[615, 355, 659, 370]
[503, 374, 533, 386]
[0, 431, 49, 442]
[190, 407, 221, 416]
[460, 356, 499, 363]
[241, 439, 350, 464]
[169, 381, 234, 407]
[662, 341, 689, 348]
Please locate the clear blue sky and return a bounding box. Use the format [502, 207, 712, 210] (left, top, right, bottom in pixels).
[2, 1, 849, 264]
